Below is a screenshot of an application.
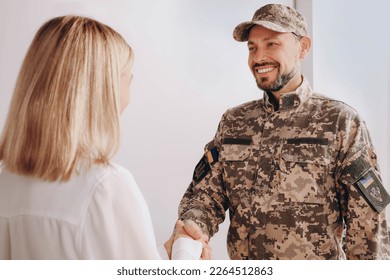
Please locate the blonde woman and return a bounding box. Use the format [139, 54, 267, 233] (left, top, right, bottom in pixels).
[0, 16, 201, 260]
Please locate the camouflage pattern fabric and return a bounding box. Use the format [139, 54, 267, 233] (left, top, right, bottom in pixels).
[179, 78, 390, 259]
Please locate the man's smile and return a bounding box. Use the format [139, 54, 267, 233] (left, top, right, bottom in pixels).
[256, 66, 277, 74]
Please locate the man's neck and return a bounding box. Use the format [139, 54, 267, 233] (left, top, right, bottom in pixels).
[270, 74, 303, 103]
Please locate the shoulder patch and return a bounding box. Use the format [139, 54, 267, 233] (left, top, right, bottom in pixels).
[354, 169, 390, 213]
[206, 147, 219, 165]
[192, 156, 211, 183]
[192, 147, 219, 183]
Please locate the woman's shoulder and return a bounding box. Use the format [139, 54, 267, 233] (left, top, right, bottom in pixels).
[87, 163, 136, 187]
[87, 163, 143, 204]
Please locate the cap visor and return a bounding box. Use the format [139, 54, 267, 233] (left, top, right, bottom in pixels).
[233, 20, 293, 41]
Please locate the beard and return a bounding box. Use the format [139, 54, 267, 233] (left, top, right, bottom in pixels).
[254, 63, 298, 92]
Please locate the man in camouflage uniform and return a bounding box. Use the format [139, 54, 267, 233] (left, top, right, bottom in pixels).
[169, 4, 390, 259]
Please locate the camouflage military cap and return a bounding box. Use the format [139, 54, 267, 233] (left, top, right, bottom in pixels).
[233, 4, 307, 42]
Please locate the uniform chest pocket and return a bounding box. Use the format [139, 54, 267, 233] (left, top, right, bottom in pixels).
[279, 141, 330, 204]
[220, 142, 253, 205]
[220, 143, 251, 161]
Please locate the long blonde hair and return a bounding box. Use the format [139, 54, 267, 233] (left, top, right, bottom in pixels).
[0, 16, 133, 181]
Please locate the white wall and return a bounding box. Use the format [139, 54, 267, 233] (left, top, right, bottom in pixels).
[297, 0, 390, 219]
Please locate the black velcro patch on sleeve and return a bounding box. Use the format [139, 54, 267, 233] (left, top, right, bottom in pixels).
[340, 156, 371, 185]
[354, 169, 390, 213]
[192, 155, 211, 183]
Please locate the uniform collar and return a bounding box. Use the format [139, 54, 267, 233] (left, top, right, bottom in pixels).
[263, 76, 313, 113]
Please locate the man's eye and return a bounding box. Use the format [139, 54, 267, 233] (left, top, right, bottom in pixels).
[267, 42, 277, 47]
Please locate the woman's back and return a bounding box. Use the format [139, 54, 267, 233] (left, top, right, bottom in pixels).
[0, 163, 161, 259]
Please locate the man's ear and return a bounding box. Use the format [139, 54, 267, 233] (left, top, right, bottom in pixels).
[299, 36, 312, 59]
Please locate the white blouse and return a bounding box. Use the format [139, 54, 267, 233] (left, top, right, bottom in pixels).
[0, 163, 192, 259]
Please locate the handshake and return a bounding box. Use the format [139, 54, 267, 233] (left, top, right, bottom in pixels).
[164, 220, 212, 260]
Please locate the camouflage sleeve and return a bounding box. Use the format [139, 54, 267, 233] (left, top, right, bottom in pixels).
[336, 116, 390, 259]
[178, 113, 229, 237]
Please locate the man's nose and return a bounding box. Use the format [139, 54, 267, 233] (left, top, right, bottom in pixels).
[253, 49, 268, 63]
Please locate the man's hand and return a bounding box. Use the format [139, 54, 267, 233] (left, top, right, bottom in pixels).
[164, 220, 212, 259]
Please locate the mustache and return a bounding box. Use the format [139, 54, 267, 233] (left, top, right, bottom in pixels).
[253, 62, 279, 68]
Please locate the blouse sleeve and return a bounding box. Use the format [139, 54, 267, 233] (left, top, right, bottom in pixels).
[79, 165, 161, 259]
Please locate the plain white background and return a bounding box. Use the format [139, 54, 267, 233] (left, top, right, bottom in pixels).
[0, 0, 389, 260]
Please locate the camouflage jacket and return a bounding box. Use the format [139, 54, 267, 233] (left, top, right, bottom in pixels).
[179, 79, 390, 259]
